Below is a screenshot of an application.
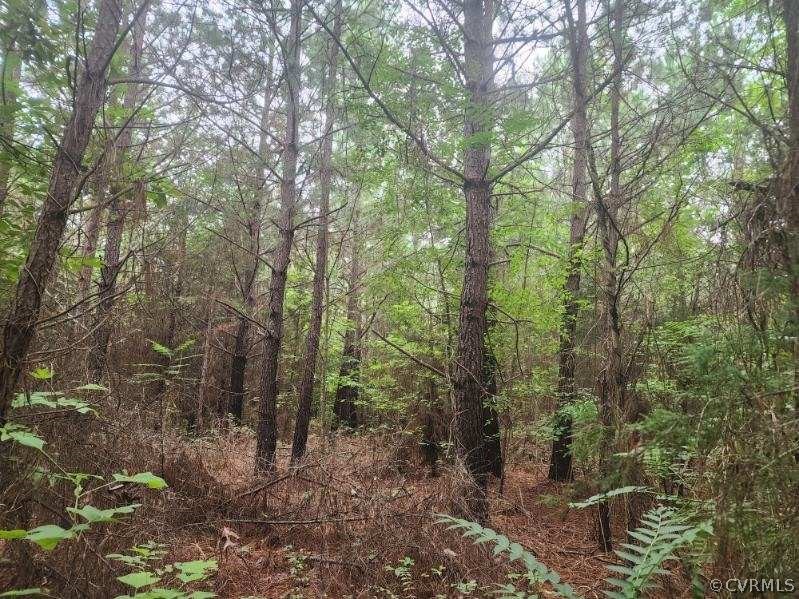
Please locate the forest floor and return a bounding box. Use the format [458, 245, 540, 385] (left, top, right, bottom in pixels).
[157, 430, 692, 599]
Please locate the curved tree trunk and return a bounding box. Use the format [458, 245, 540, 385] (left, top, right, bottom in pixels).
[0, 0, 123, 419]
[255, 0, 301, 473]
[291, 0, 342, 462]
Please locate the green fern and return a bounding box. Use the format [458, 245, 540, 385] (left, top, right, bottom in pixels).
[437, 505, 710, 599]
[568, 486, 650, 509]
[436, 514, 579, 599]
[605, 506, 711, 599]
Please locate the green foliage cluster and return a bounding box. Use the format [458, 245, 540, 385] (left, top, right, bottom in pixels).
[0, 380, 215, 597]
[438, 503, 712, 599]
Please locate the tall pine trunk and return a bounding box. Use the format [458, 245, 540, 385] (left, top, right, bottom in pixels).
[0, 0, 123, 418]
[594, 0, 626, 552]
[229, 58, 273, 422]
[549, 0, 590, 482]
[291, 0, 342, 462]
[451, 0, 495, 521]
[87, 6, 149, 378]
[255, 0, 301, 472]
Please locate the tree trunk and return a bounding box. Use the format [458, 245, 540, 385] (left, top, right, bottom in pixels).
[291, 0, 342, 462]
[196, 300, 216, 432]
[87, 7, 148, 379]
[451, 0, 494, 521]
[782, 0, 799, 416]
[228, 256, 260, 421]
[333, 335, 360, 429]
[593, 0, 626, 552]
[481, 346, 503, 478]
[549, 0, 590, 482]
[76, 172, 108, 305]
[255, 0, 301, 473]
[333, 219, 361, 430]
[228, 316, 249, 421]
[0, 41, 21, 214]
[151, 206, 188, 413]
[87, 181, 127, 377]
[229, 58, 273, 422]
[0, 0, 123, 419]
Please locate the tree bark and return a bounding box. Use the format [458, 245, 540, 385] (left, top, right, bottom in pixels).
[228, 315, 249, 421]
[333, 223, 361, 430]
[87, 6, 148, 379]
[481, 345, 503, 478]
[76, 172, 108, 305]
[255, 0, 301, 473]
[0, 41, 21, 214]
[229, 58, 273, 422]
[196, 300, 216, 432]
[781, 0, 799, 415]
[593, 0, 626, 552]
[549, 0, 590, 482]
[0, 0, 123, 419]
[291, 0, 342, 462]
[451, 0, 495, 521]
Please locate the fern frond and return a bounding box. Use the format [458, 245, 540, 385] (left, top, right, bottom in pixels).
[569, 486, 651, 509]
[606, 506, 711, 599]
[436, 514, 580, 599]
[149, 340, 174, 358]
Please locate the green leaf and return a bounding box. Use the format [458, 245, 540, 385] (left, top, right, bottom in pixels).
[29, 366, 54, 380]
[113, 472, 168, 490]
[11, 392, 95, 414]
[606, 564, 636, 577]
[0, 529, 27, 540]
[569, 486, 651, 509]
[0, 590, 44, 597]
[613, 549, 642, 564]
[24, 525, 73, 551]
[107, 552, 147, 567]
[175, 559, 217, 583]
[117, 571, 161, 589]
[0, 424, 45, 451]
[150, 341, 173, 357]
[67, 503, 140, 523]
[147, 189, 167, 208]
[12, 391, 59, 409]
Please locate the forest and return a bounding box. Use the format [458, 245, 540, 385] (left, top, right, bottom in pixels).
[0, 0, 797, 596]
